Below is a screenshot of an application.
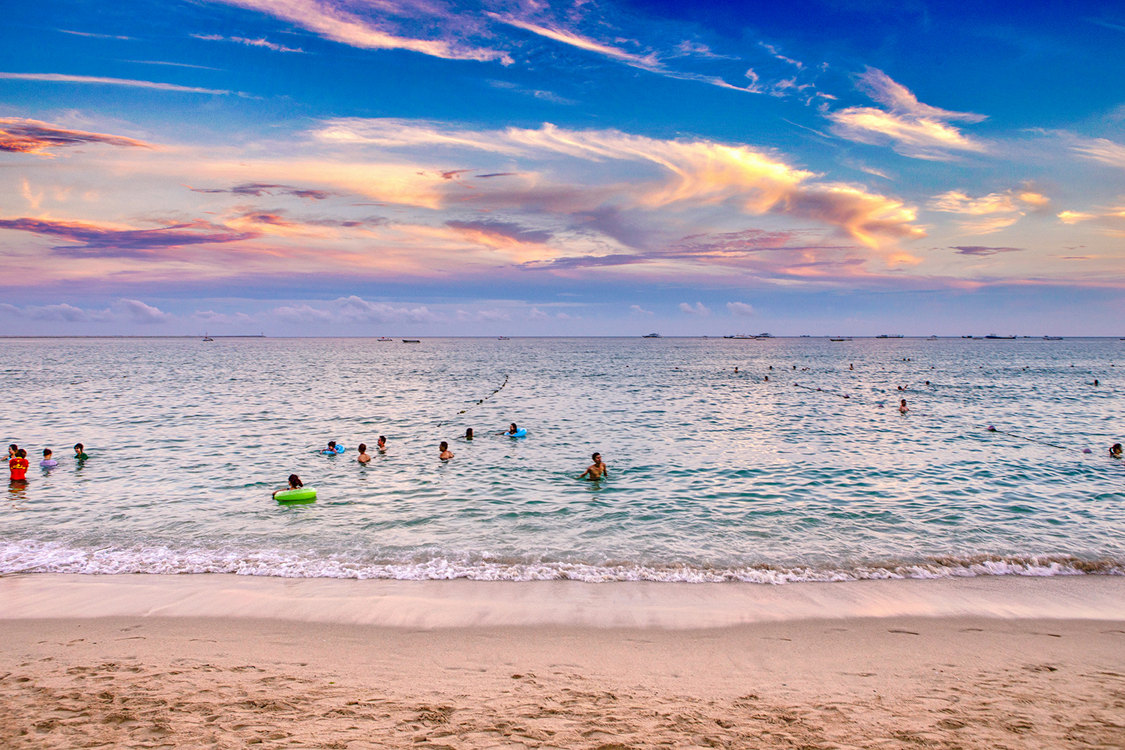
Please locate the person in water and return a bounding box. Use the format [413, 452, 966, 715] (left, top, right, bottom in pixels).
[503, 423, 520, 436]
[376, 435, 387, 452]
[439, 441, 454, 460]
[899, 398, 909, 414]
[1112, 443, 1123, 459]
[9, 449, 29, 482]
[272, 474, 304, 499]
[74, 443, 88, 461]
[40, 448, 57, 468]
[578, 452, 608, 480]
[322, 440, 339, 455]
[8, 444, 18, 460]
[357, 443, 371, 464]
[464, 427, 474, 441]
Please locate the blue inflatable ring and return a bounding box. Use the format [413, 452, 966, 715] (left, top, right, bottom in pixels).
[322, 445, 345, 455]
[508, 428, 527, 438]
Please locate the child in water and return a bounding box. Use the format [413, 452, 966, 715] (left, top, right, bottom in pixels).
[439, 441, 454, 460]
[272, 474, 303, 499]
[357, 443, 371, 464]
[1112, 443, 1123, 459]
[40, 449, 58, 468]
[578, 452, 608, 481]
[74, 443, 88, 461]
[464, 427, 474, 441]
[322, 441, 339, 455]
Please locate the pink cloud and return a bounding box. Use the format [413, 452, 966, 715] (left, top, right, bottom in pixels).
[0, 118, 152, 155]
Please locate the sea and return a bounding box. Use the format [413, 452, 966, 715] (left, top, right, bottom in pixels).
[2, 336, 1123, 584]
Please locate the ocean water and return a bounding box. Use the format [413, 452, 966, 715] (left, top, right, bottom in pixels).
[2, 336, 1123, 583]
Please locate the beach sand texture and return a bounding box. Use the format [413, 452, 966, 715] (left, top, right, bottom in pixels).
[2, 576, 1124, 749]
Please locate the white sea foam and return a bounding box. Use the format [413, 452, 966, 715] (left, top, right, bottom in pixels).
[2, 540, 1120, 584]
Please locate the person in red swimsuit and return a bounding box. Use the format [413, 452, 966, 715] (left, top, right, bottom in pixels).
[9, 448, 29, 482]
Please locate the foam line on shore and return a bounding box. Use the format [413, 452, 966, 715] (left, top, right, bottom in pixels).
[3, 573, 1124, 629]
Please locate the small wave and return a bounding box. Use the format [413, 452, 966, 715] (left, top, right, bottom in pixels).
[1, 541, 1122, 583]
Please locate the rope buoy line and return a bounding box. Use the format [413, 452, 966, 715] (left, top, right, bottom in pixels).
[438, 374, 509, 427]
[759, 370, 1100, 456]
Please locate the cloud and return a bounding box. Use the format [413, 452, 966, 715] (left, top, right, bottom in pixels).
[630, 304, 653, 315]
[116, 298, 172, 323]
[190, 182, 334, 199]
[446, 220, 553, 244]
[928, 189, 1048, 234]
[726, 301, 755, 316]
[952, 245, 1024, 256]
[0, 216, 257, 255]
[311, 119, 923, 247]
[27, 302, 104, 322]
[0, 118, 152, 155]
[679, 301, 710, 315]
[210, 0, 511, 64]
[827, 68, 986, 159]
[0, 72, 230, 95]
[1056, 204, 1125, 235]
[192, 34, 303, 53]
[1070, 136, 1125, 168]
[274, 295, 439, 324]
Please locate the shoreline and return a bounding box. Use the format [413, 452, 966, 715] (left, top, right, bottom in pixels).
[3, 572, 1125, 628]
[3, 575, 1124, 748]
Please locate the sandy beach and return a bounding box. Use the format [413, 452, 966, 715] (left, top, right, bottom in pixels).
[2, 574, 1124, 749]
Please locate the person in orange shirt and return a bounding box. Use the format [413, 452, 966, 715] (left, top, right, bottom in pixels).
[9, 448, 29, 482]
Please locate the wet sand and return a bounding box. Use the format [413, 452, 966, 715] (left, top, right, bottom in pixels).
[2, 574, 1124, 748]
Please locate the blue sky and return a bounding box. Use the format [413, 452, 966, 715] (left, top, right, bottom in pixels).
[1, 0, 1123, 335]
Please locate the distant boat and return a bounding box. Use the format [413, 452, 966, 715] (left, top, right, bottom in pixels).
[497, 336, 511, 340]
[377, 336, 393, 341]
[829, 337, 851, 342]
[723, 334, 756, 339]
[757, 332, 774, 338]
[642, 333, 662, 338]
[402, 339, 420, 343]
[984, 334, 1016, 339]
[202, 334, 214, 342]
[1042, 336, 1063, 341]
[876, 334, 904, 338]
[962, 335, 974, 338]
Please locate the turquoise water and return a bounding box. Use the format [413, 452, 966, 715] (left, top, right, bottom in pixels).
[2, 337, 1123, 582]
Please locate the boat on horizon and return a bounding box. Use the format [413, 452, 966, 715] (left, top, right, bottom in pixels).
[876, 334, 904, 338]
[642, 332, 662, 338]
[202, 333, 214, 342]
[377, 336, 393, 341]
[829, 337, 851, 342]
[402, 339, 420, 343]
[1043, 336, 1063, 340]
[984, 334, 1017, 339]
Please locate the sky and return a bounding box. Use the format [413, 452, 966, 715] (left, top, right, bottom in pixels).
[1, 0, 1123, 336]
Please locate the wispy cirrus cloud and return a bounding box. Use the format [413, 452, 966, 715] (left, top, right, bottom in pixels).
[190, 182, 335, 199]
[1069, 136, 1125, 168]
[0, 118, 152, 155]
[5, 298, 172, 324]
[827, 68, 986, 159]
[952, 245, 1024, 256]
[310, 118, 924, 248]
[1057, 204, 1125, 235]
[0, 72, 230, 95]
[192, 33, 304, 53]
[928, 188, 1049, 234]
[0, 216, 257, 256]
[208, 0, 512, 63]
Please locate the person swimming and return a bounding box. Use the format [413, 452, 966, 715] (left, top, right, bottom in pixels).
[578, 452, 607, 481]
[899, 398, 909, 414]
[1112, 443, 1123, 459]
[439, 441, 454, 460]
[376, 435, 387, 452]
[503, 423, 519, 436]
[357, 443, 371, 464]
[272, 474, 304, 499]
[74, 443, 88, 461]
[40, 448, 58, 468]
[9, 449, 29, 482]
[464, 427, 474, 441]
[322, 440, 339, 455]
[8, 444, 18, 460]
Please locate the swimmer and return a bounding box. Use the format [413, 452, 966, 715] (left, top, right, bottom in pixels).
[733, 367, 739, 374]
[464, 427, 474, 441]
[763, 375, 769, 382]
[578, 452, 608, 481]
[439, 441, 454, 460]
[357, 443, 371, 464]
[322, 440, 339, 455]
[40, 448, 57, 468]
[8, 444, 17, 460]
[899, 398, 909, 414]
[1111, 443, 1123, 459]
[272, 474, 303, 499]
[849, 363, 854, 371]
[74, 443, 88, 461]
[9, 449, 28, 482]
[376, 435, 387, 452]
[502, 423, 520, 436]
